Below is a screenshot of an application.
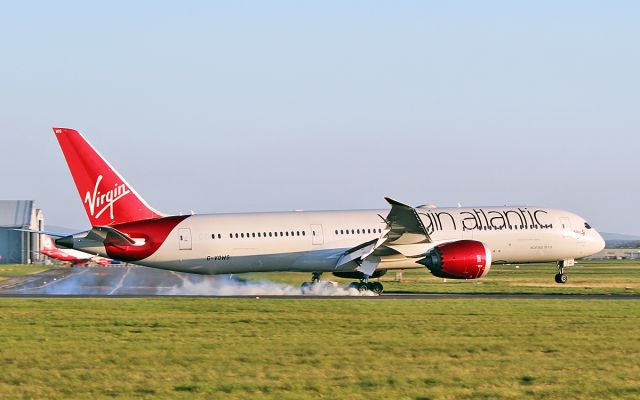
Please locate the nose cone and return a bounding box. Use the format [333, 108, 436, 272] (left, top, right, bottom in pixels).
[591, 230, 606, 254]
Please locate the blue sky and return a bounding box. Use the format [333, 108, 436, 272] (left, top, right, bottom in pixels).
[1, 1, 638, 234]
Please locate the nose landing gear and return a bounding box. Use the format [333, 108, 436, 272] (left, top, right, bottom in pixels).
[554, 259, 573, 284]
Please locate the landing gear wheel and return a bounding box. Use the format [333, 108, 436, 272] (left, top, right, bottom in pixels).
[559, 273, 568, 284]
[357, 282, 369, 292]
[368, 282, 384, 294]
[301, 282, 312, 290]
[554, 273, 568, 284]
[555, 260, 570, 284]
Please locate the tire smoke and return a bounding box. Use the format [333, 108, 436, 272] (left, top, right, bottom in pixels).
[158, 272, 375, 296]
[10, 266, 376, 296]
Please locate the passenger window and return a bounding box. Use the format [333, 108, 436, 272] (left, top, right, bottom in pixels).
[235, 233, 239, 238]
[241, 233, 244, 238]
[302, 231, 305, 236]
[252, 233, 256, 238]
[286, 232, 289, 237]
[297, 231, 300, 236]
[211, 234, 215, 239]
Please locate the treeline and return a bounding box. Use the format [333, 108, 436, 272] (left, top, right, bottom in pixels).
[605, 240, 640, 249]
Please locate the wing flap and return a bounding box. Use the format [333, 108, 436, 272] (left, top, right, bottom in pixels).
[335, 197, 431, 275]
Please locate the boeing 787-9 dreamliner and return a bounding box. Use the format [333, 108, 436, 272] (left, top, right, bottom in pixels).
[49, 128, 605, 293]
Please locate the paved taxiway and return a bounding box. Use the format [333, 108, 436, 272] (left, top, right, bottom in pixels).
[1, 266, 639, 299]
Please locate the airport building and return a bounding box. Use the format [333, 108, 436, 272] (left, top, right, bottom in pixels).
[585, 248, 640, 260]
[0, 200, 44, 264]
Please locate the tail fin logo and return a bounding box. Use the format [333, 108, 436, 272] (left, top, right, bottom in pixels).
[84, 175, 131, 220]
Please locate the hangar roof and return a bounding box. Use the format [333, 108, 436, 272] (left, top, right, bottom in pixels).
[0, 200, 34, 228]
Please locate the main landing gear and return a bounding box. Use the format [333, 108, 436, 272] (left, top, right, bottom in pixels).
[331, 270, 388, 294]
[554, 260, 573, 284]
[347, 278, 384, 294]
[300, 272, 324, 290]
[300, 272, 385, 294]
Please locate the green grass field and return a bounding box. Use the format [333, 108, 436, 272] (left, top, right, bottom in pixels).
[0, 298, 639, 399]
[0, 264, 51, 282]
[242, 260, 640, 295]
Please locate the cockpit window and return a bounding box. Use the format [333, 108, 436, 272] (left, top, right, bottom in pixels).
[584, 222, 592, 229]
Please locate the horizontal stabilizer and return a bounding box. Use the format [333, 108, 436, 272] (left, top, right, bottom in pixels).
[11, 228, 81, 238]
[87, 226, 136, 246]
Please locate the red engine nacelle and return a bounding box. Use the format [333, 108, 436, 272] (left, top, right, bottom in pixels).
[417, 240, 492, 279]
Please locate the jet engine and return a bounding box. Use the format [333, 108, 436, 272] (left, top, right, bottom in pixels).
[417, 240, 492, 279]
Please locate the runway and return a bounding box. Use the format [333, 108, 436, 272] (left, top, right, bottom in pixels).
[1, 266, 639, 299]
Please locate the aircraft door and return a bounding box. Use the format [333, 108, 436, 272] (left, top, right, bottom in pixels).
[311, 224, 324, 245]
[179, 228, 192, 250]
[560, 217, 572, 238]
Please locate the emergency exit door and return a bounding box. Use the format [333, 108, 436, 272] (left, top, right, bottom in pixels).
[310, 224, 324, 245]
[179, 228, 192, 250]
[560, 217, 572, 238]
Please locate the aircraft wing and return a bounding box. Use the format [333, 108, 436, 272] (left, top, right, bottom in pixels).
[383, 197, 432, 245]
[336, 197, 431, 276]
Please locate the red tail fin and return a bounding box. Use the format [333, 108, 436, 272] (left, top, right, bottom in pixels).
[54, 128, 164, 226]
[42, 235, 55, 250]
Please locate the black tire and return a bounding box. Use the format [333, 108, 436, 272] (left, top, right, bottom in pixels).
[559, 273, 568, 284]
[369, 282, 384, 294]
[357, 282, 369, 292]
[554, 273, 562, 283]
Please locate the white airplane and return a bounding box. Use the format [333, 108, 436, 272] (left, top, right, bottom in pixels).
[39, 235, 112, 266]
[51, 128, 604, 293]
